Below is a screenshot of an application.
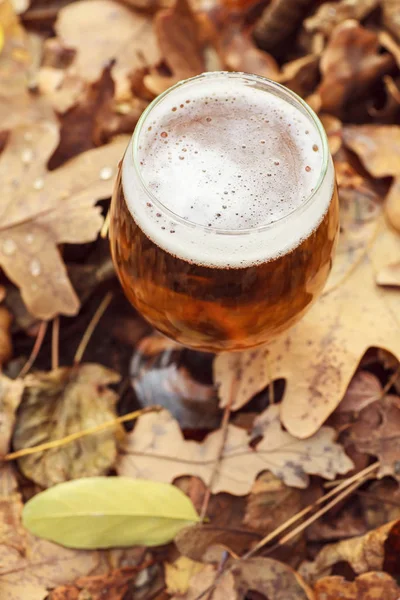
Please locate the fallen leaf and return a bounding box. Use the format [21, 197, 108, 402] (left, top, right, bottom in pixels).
[376, 261, 400, 286]
[165, 556, 204, 595]
[13, 364, 121, 487]
[117, 406, 352, 495]
[370, 75, 400, 123]
[337, 370, 382, 413]
[230, 557, 314, 599]
[277, 54, 320, 98]
[319, 114, 343, 156]
[0, 494, 117, 600]
[299, 519, 400, 583]
[243, 472, 303, 533]
[54, 0, 160, 99]
[254, 0, 315, 52]
[304, 0, 379, 37]
[382, 0, 400, 42]
[214, 192, 400, 437]
[172, 564, 236, 600]
[379, 31, 400, 69]
[220, 28, 279, 79]
[23, 477, 200, 548]
[343, 124, 400, 233]
[0, 0, 55, 131]
[361, 479, 400, 530]
[317, 20, 394, 116]
[175, 523, 260, 561]
[49, 568, 139, 600]
[314, 572, 400, 599]
[0, 375, 23, 456]
[0, 122, 129, 319]
[349, 395, 400, 480]
[154, 0, 204, 80]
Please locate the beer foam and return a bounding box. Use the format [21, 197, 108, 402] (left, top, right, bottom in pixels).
[123, 73, 334, 268]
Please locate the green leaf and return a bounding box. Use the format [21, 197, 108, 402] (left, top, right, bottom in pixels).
[22, 477, 200, 549]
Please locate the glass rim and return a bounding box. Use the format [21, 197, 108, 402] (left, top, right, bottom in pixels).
[130, 71, 330, 236]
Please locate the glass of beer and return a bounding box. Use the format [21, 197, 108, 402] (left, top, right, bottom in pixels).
[110, 72, 338, 353]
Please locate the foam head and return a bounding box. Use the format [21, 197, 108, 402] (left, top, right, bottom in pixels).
[123, 72, 334, 268]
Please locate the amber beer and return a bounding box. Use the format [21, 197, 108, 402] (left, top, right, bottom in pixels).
[110, 73, 338, 352]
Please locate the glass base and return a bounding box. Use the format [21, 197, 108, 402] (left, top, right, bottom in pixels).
[129, 333, 221, 431]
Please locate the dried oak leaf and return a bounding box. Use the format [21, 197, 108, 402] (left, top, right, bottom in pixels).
[343, 124, 400, 233]
[349, 395, 400, 480]
[317, 20, 394, 116]
[0, 0, 55, 131]
[376, 261, 400, 286]
[117, 406, 352, 495]
[175, 524, 260, 562]
[12, 363, 121, 488]
[0, 122, 129, 319]
[300, 519, 400, 584]
[337, 370, 382, 413]
[54, 0, 160, 99]
[176, 558, 313, 600]
[277, 54, 320, 98]
[382, 0, 400, 42]
[304, 0, 379, 37]
[214, 189, 400, 437]
[314, 572, 400, 600]
[0, 494, 145, 600]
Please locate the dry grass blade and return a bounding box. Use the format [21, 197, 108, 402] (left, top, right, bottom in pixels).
[243, 461, 379, 559]
[4, 405, 162, 461]
[74, 292, 113, 364]
[52, 316, 60, 371]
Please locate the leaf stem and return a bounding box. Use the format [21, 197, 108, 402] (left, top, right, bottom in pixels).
[18, 321, 48, 378]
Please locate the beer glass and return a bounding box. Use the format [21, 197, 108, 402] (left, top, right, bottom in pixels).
[110, 72, 338, 352]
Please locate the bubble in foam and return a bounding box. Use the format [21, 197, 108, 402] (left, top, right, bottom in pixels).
[123, 74, 332, 269]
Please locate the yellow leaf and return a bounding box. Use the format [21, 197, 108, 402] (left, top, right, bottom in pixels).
[165, 556, 204, 595]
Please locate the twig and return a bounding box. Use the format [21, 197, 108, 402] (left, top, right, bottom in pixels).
[18, 321, 48, 378]
[74, 292, 113, 364]
[242, 461, 379, 560]
[52, 316, 60, 371]
[4, 405, 162, 461]
[199, 381, 235, 520]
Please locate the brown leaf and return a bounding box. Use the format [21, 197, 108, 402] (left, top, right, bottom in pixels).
[361, 479, 400, 530]
[0, 494, 145, 600]
[0, 122, 129, 319]
[304, 0, 379, 37]
[349, 395, 400, 480]
[314, 572, 400, 600]
[215, 186, 400, 437]
[370, 76, 400, 123]
[220, 28, 279, 79]
[319, 114, 343, 156]
[300, 519, 399, 583]
[0, 0, 55, 131]
[277, 54, 320, 98]
[382, 0, 400, 42]
[175, 524, 260, 561]
[49, 568, 139, 600]
[13, 364, 121, 487]
[254, 0, 314, 52]
[379, 31, 400, 69]
[343, 124, 400, 232]
[172, 564, 236, 600]
[155, 0, 205, 81]
[117, 406, 352, 495]
[337, 370, 382, 413]
[0, 307, 13, 368]
[54, 0, 160, 99]
[377, 261, 400, 286]
[231, 557, 314, 599]
[0, 375, 23, 456]
[244, 472, 303, 533]
[317, 21, 394, 116]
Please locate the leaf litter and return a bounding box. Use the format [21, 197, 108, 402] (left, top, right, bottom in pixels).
[0, 0, 400, 598]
